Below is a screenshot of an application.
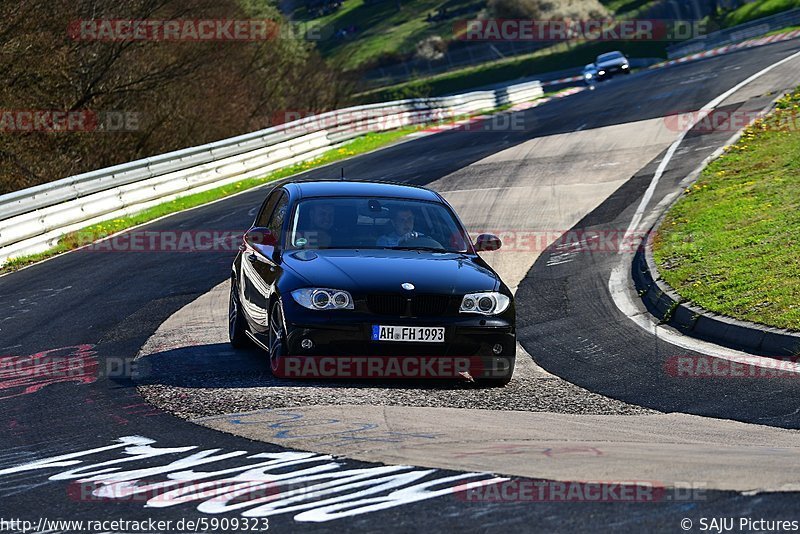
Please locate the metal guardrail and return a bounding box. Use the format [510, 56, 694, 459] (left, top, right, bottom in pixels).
[666, 7, 800, 59]
[0, 81, 542, 265]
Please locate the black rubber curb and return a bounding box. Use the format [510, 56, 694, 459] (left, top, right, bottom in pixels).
[633, 230, 800, 358]
[630, 89, 800, 358]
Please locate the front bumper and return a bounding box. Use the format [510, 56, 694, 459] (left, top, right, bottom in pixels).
[597, 66, 628, 79]
[281, 299, 515, 379]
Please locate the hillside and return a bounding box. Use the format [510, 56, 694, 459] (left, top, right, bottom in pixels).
[292, 0, 618, 70]
[716, 0, 800, 27]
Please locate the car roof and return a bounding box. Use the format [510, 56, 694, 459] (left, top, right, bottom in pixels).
[284, 180, 442, 202]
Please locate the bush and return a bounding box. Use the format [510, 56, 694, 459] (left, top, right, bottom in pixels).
[416, 36, 448, 60]
[488, 0, 550, 19]
[487, 0, 609, 19]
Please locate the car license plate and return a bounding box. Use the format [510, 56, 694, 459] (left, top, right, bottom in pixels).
[372, 325, 445, 342]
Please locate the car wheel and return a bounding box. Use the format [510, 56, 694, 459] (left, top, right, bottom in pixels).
[269, 301, 287, 378]
[228, 278, 249, 348]
[481, 374, 513, 387]
[480, 356, 515, 387]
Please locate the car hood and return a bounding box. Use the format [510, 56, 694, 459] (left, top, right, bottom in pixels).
[282, 249, 499, 295]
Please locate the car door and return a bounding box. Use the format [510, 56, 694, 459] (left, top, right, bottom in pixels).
[241, 189, 282, 331]
[242, 191, 289, 336]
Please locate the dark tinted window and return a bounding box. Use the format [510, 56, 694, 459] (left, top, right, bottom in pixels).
[266, 192, 289, 241]
[255, 189, 282, 227]
[287, 197, 469, 252]
[596, 52, 624, 62]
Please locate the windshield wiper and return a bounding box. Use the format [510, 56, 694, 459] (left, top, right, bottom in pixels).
[385, 246, 450, 253]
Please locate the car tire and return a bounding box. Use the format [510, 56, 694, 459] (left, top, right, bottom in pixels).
[480, 356, 515, 387]
[481, 375, 512, 387]
[269, 300, 288, 378]
[228, 277, 250, 349]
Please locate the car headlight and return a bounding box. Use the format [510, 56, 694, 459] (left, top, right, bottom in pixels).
[292, 288, 354, 310]
[622, 64, 629, 69]
[598, 70, 606, 75]
[459, 292, 510, 315]
[584, 72, 593, 79]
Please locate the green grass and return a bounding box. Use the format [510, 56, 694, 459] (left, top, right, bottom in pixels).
[652, 88, 800, 331]
[599, 0, 659, 17]
[304, 0, 657, 71]
[0, 126, 419, 273]
[718, 0, 800, 28]
[358, 38, 669, 101]
[764, 23, 800, 36]
[302, 0, 481, 69]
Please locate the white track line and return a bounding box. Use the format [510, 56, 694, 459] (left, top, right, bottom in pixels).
[611, 50, 800, 374]
[622, 49, 800, 247]
[609, 263, 800, 374]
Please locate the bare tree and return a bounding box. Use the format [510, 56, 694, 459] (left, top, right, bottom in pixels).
[0, 0, 353, 194]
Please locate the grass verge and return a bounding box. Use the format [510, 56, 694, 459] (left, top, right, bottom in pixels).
[717, 0, 800, 28]
[301, 0, 482, 70]
[0, 126, 420, 274]
[765, 23, 800, 36]
[305, 0, 634, 70]
[652, 88, 800, 331]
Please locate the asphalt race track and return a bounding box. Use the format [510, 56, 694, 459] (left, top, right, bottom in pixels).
[3, 39, 800, 532]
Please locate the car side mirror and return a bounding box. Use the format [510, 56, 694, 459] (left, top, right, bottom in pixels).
[474, 233, 501, 252]
[244, 227, 277, 247]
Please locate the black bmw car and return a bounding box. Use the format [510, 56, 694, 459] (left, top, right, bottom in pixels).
[229, 180, 515, 385]
[593, 50, 630, 81]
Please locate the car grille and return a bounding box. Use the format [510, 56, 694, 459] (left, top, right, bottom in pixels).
[366, 294, 452, 317]
[412, 295, 450, 316]
[366, 295, 406, 315]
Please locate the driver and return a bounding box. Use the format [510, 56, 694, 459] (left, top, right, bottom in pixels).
[377, 207, 418, 247]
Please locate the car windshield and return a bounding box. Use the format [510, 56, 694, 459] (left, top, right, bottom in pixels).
[597, 52, 623, 62]
[288, 196, 470, 252]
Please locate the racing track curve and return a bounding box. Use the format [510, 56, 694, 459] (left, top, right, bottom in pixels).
[135, 41, 800, 492]
[2, 38, 800, 532]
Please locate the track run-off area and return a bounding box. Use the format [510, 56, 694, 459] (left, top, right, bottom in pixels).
[3, 39, 800, 532]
